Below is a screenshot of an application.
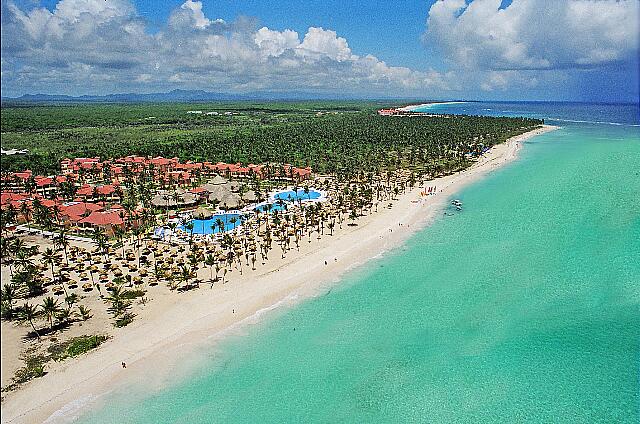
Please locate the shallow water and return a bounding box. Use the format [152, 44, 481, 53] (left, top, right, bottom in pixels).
[79, 103, 640, 423]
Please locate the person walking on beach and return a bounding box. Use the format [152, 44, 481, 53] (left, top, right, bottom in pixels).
[122, 362, 126, 368]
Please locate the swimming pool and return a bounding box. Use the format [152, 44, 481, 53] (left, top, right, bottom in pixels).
[178, 213, 244, 235]
[272, 188, 322, 202]
[254, 202, 288, 213]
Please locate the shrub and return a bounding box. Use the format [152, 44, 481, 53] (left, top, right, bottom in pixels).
[114, 312, 135, 328]
[59, 335, 109, 359]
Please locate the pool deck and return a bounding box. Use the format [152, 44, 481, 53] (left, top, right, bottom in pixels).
[154, 187, 327, 238]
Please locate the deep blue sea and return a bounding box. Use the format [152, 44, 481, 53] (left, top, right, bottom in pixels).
[80, 102, 640, 423]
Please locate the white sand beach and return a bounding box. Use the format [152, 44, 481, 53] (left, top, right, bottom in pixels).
[0, 125, 557, 424]
[396, 101, 468, 112]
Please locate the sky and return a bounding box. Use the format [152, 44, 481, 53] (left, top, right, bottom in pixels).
[1, 0, 639, 102]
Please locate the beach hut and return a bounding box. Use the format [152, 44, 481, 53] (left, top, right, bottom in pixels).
[151, 191, 198, 209]
[206, 185, 242, 209]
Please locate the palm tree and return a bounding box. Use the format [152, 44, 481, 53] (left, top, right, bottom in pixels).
[64, 293, 79, 310]
[167, 222, 178, 244]
[200, 253, 216, 285]
[13, 250, 34, 272]
[41, 247, 61, 282]
[54, 230, 70, 265]
[56, 308, 73, 327]
[95, 235, 109, 260]
[41, 297, 61, 330]
[105, 286, 131, 321]
[1, 283, 18, 320]
[131, 226, 143, 266]
[19, 303, 40, 340]
[77, 305, 92, 321]
[20, 203, 32, 230]
[215, 218, 225, 234]
[184, 222, 195, 247]
[113, 226, 126, 256]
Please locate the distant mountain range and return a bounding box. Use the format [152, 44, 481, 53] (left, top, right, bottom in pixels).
[1, 89, 406, 104]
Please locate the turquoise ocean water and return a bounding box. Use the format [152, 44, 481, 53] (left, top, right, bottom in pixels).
[80, 103, 639, 423]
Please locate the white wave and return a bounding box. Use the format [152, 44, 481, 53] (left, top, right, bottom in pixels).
[551, 118, 640, 127]
[43, 394, 97, 424]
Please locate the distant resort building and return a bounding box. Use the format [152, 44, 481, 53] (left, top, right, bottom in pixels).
[1, 148, 29, 155]
[1, 155, 313, 236]
[377, 108, 426, 117]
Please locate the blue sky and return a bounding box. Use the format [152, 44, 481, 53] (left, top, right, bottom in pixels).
[2, 0, 639, 102]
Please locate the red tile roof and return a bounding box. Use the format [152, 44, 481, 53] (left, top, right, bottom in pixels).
[1, 193, 27, 205]
[79, 210, 124, 226]
[35, 177, 53, 187]
[62, 202, 103, 218]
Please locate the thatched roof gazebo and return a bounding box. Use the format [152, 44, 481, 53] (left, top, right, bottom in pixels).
[217, 192, 242, 209]
[193, 207, 214, 219]
[151, 191, 198, 208]
[209, 174, 228, 185]
[226, 181, 241, 192]
[241, 190, 259, 204]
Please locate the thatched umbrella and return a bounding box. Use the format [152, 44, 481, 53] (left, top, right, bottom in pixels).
[82, 283, 93, 291]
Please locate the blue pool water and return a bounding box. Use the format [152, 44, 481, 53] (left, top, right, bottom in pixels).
[179, 213, 244, 235]
[254, 202, 289, 213]
[273, 188, 321, 202]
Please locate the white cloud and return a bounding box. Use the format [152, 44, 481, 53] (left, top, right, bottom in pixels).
[1, 0, 450, 96]
[53, 0, 135, 23]
[295, 27, 354, 62]
[254, 27, 300, 57]
[4, 0, 634, 99]
[424, 0, 640, 70]
[171, 0, 210, 29]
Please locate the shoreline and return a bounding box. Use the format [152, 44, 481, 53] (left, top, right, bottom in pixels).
[0, 124, 558, 424]
[396, 101, 468, 112]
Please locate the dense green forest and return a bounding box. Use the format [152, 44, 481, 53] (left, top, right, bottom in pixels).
[1, 102, 542, 176]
